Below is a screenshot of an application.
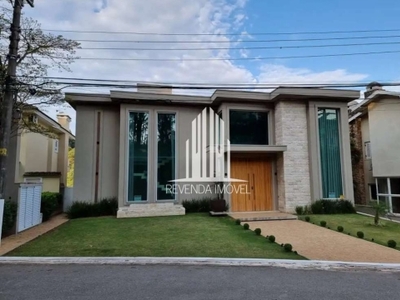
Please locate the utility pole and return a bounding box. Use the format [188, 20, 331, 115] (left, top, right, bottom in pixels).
[0, 0, 34, 199]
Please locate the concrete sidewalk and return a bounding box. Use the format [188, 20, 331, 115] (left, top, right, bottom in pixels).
[247, 220, 400, 263]
[0, 214, 68, 256]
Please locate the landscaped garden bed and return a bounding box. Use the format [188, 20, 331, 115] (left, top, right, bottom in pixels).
[299, 214, 400, 250]
[7, 214, 303, 259]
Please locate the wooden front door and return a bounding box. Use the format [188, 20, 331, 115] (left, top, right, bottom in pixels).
[230, 157, 273, 212]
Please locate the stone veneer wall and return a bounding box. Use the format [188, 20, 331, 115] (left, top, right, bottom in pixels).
[349, 118, 366, 205]
[275, 101, 312, 213]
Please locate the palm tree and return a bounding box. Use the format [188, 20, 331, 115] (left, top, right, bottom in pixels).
[370, 201, 387, 225]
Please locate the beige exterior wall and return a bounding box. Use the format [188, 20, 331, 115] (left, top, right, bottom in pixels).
[275, 101, 311, 213]
[368, 98, 400, 177]
[73, 105, 120, 202]
[361, 116, 374, 202]
[24, 132, 50, 173]
[42, 177, 61, 193]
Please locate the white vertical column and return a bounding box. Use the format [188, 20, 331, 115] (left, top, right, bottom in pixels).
[202, 108, 207, 179]
[220, 119, 225, 181]
[209, 109, 215, 180]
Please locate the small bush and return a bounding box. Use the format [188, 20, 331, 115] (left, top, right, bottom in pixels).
[235, 219, 241, 225]
[67, 198, 118, 219]
[41, 192, 61, 221]
[305, 216, 310, 222]
[283, 244, 293, 252]
[371, 238, 374, 242]
[254, 228, 262, 236]
[295, 206, 304, 215]
[243, 223, 250, 230]
[320, 220, 327, 227]
[268, 235, 276, 243]
[357, 231, 364, 239]
[348, 233, 351, 235]
[337, 226, 344, 232]
[388, 240, 397, 248]
[2, 200, 17, 234]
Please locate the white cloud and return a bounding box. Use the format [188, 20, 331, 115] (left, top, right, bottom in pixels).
[21, 0, 368, 134]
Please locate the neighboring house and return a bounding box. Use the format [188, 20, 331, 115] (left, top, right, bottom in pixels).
[66, 84, 359, 218]
[4, 106, 75, 203]
[349, 82, 400, 214]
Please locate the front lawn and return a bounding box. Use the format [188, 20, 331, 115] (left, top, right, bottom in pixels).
[7, 214, 302, 259]
[299, 214, 400, 250]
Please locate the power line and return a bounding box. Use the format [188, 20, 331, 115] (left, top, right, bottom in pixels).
[72, 34, 400, 44]
[43, 49, 400, 61]
[38, 28, 400, 36]
[20, 76, 395, 87]
[78, 41, 400, 51]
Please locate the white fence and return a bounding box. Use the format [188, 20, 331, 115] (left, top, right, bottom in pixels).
[17, 184, 43, 233]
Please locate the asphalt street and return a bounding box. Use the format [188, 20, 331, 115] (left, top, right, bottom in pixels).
[0, 264, 399, 300]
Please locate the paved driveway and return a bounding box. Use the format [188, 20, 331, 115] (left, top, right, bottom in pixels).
[248, 220, 400, 263]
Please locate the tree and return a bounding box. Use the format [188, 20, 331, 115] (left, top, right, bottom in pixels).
[370, 201, 387, 226]
[67, 148, 74, 187]
[0, 3, 80, 136]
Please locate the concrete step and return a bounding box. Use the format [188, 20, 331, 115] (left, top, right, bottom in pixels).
[229, 211, 298, 222]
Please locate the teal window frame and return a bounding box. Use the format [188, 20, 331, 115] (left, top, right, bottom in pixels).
[127, 111, 150, 202]
[156, 112, 177, 201]
[318, 108, 343, 199]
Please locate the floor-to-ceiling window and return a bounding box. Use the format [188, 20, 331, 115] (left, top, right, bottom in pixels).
[377, 178, 400, 214]
[157, 113, 176, 200]
[318, 108, 343, 198]
[128, 111, 149, 202]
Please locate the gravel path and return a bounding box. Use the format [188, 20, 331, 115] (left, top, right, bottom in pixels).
[248, 220, 400, 263]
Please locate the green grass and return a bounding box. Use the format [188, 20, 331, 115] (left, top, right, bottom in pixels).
[300, 214, 400, 250]
[7, 214, 303, 259]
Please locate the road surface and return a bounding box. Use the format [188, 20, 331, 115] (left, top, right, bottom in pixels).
[0, 264, 399, 299]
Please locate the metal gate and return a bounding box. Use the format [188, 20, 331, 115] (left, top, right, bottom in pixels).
[17, 183, 43, 233]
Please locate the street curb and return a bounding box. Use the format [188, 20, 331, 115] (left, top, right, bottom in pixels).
[0, 257, 400, 271]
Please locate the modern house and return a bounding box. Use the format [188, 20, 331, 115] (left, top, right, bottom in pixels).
[4, 105, 75, 203]
[349, 82, 400, 214]
[66, 85, 359, 218]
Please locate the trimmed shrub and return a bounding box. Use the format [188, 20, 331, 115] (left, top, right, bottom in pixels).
[295, 206, 304, 216]
[311, 200, 356, 215]
[41, 192, 61, 221]
[235, 219, 241, 225]
[243, 223, 250, 230]
[388, 240, 397, 248]
[283, 244, 293, 252]
[371, 238, 374, 242]
[305, 216, 311, 222]
[357, 231, 364, 239]
[2, 200, 17, 234]
[254, 228, 262, 236]
[337, 226, 344, 232]
[320, 221, 327, 227]
[182, 198, 212, 213]
[268, 235, 276, 243]
[67, 198, 118, 219]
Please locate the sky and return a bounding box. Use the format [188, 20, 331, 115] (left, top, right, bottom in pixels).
[21, 0, 400, 134]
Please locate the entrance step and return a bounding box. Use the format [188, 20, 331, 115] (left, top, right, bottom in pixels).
[229, 211, 297, 222]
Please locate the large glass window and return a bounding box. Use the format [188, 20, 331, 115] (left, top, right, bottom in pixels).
[377, 178, 400, 214]
[318, 108, 343, 198]
[157, 113, 176, 200]
[128, 112, 149, 202]
[229, 110, 268, 145]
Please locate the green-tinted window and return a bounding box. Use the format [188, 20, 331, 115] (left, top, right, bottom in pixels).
[128, 112, 149, 202]
[157, 113, 176, 200]
[318, 108, 343, 198]
[229, 110, 268, 145]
